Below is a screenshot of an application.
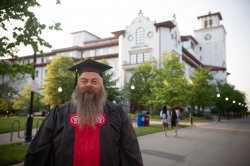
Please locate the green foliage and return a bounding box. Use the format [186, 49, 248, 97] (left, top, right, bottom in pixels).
[0, 59, 33, 77]
[0, 0, 61, 101]
[128, 61, 155, 109]
[0, 0, 61, 108]
[42, 56, 74, 107]
[189, 67, 215, 111]
[215, 81, 247, 115]
[150, 52, 189, 108]
[0, 60, 33, 100]
[0, 87, 16, 114]
[12, 85, 45, 112]
[134, 124, 162, 136]
[0, 0, 61, 57]
[0, 142, 29, 166]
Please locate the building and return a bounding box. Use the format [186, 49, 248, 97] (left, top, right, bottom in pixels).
[8, 11, 227, 108]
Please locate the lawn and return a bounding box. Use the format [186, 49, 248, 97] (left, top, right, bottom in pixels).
[0, 143, 29, 166]
[0, 116, 45, 134]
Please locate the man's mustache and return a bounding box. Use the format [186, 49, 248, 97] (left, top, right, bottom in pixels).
[82, 87, 94, 94]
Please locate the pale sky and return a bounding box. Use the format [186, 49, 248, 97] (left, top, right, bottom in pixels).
[19, 0, 250, 106]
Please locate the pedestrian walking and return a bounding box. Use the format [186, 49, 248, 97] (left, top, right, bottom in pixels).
[160, 106, 170, 136]
[188, 107, 193, 125]
[171, 105, 181, 137]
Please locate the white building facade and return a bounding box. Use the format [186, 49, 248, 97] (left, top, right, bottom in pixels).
[8, 11, 227, 99]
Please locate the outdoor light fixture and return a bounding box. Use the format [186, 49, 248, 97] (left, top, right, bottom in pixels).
[58, 87, 62, 92]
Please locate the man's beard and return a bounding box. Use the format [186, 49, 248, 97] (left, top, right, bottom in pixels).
[71, 86, 106, 128]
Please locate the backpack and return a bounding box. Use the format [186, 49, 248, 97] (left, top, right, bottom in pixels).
[160, 111, 167, 119]
[172, 110, 177, 119]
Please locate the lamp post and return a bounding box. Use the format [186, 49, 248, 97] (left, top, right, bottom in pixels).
[58, 86, 63, 103]
[217, 93, 221, 121]
[225, 97, 229, 119]
[24, 53, 37, 143]
[130, 84, 135, 113]
[7, 92, 11, 118]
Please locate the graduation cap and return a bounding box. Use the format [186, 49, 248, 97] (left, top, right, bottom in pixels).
[68, 59, 112, 86]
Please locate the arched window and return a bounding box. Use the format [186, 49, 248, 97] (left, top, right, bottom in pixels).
[204, 20, 208, 28]
[136, 27, 144, 44]
[209, 19, 213, 26]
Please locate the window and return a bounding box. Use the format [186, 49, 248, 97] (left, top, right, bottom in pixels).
[130, 52, 151, 64]
[130, 54, 137, 64]
[204, 20, 208, 28]
[35, 70, 38, 78]
[103, 48, 109, 55]
[83, 51, 90, 58]
[144, 52, 150, 61]
[137, 53, 143, 63]
[191, 42, 195, 50]
[136, 27, 144, 44]
[209, 19, 213, 26]
[96, 49, 100, 56]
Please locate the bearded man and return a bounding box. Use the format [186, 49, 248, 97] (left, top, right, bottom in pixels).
[24, 59, 143, 166]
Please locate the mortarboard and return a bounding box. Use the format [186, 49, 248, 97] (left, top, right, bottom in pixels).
[68, 59, 112, 86]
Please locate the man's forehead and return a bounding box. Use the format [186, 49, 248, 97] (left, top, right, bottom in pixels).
[79, 72, 101, 79]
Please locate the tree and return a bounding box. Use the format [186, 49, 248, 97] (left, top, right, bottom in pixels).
[150, 52, 189, 108]
[127, 61, 155, 112]
[0, 82, 17, 115]
[0, 59, 33, 98]
[215, 82, 247, 118]
[12, 85, 45, 113]
[0, 0, 61, 58]
[189, 67, 215, 111]
[0, 0, 61, 104]
[42, 56, 74, 108]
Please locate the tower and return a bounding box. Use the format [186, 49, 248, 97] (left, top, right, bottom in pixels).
[194, 11, 227, 81]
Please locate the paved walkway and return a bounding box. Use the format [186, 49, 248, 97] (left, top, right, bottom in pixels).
[0, 119, 213, 145]
[0, 128, 38, 145]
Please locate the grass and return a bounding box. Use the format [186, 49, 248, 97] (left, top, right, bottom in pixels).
[0, 116, 44, 134]
[0, 143, 29, 166]
[135, 124, 188, 137]
[135, 124, 163, 136]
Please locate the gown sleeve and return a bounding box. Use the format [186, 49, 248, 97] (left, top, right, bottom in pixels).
[24, 106, 59, 166]
[118, 106, 143, 166]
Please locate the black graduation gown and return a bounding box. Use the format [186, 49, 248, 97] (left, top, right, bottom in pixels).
[24, 101, 143, 166]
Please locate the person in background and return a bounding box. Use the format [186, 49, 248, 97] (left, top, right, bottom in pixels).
[171, 105, 181, 137]
[160, 106, 170, 136]
[188, 106, 193, 125]
[24, 59, 143, 166]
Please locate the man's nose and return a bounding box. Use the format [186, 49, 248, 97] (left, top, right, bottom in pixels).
[86, 81, 93, 87]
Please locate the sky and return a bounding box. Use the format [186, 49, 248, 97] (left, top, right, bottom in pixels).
[19, 0, 250, 106]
